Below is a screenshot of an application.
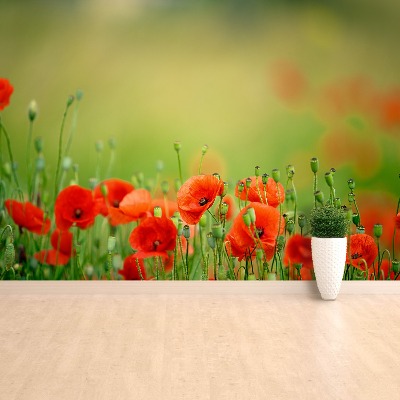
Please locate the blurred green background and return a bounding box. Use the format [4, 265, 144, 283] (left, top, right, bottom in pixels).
[1, 0, 399, 212]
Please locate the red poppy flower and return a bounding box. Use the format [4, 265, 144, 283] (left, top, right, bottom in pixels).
[114, 188, 151, 222]
[119, 255, 148, 280]
[150, 198, 178, 218]
[129, 216, 177, 258]
[34, 229, 73, 266]
[94, 179, 135, 225]
[55, 185, 100, 230]
[284, 234, 313, 269]
[4, 199, 51, 235]
[0, 78, 13, 111]
[346, 234, 378, 270]
[225, 202, 284, 261]
[177, 175, 223, 225]
[234, 176, 285, 208]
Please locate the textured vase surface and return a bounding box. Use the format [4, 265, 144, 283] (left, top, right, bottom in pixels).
[311, 237, 347, 300]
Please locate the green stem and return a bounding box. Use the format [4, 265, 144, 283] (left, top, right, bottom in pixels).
[26, 119, 34, 200]
[54, 102, 72, 200]
[0, 117, 20, 189]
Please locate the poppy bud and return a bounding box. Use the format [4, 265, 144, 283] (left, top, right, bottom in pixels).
[153, 206, 162, 218]
[108, 137, 116, 150]
[161, 180, 169, 195]
[177, 219, 184, 236]
[310, 157, 319, 174]
[392, 259, 399, 274]
[238, 181, 245, 194]
[174, 141, 181, 152]
[262, 173, 269, 185]
[100, 183, 108, 198]
[220, 202, 229, 216]
[207, 232, 216, 249]
[183, 225, 190, 240]
[314, 190, 324, 205]
[88, 178, 98, 190]
[199, 214, 207, 228]
[35, 156, 45, 172]
[3, 162, 11, 178]
[131, 175, 139, 187]
[212, 223, 223, 239]
[213, 172, 220, 181]
[201, 144, 208, 155]
[286, 219, 295, 234]
[156, 160, 164, 172]
[334, 197, 341, 208]
[324, 171, 334, 188]
[255, 166, 261, 177]
[242, 212, 251, 227]
[76, 89, 84, 101]
[256, 248, 263, 262]
[373, 224, 383, 239]
[247, 207, 256, 224]
[276, 235, 285, 252]
[330, 167, 336, 175]
[171, 215, 179, 229]
[244, 177, 251, 189]
[221, 181, 228, 197]
[286, 164, 295, 178]
[85, 264, 94, 278]
[352, 213, 360, 226]
[66, 95, 74, 107]
[95, 140, 104, 153]
[4, 242, 15, 271]
[272, 168, 280, 183]
[174, 178, 181, 192]
[348, 193, 355, 203]
[356, 225, 365, 234]
[62, 157, 72, 171]
[34, 137, 43, 153]
[348, 178, 355, 190]
[298, 214, 306, 229]
[107, 236, 116, 252]
[28, 100, 38, 122]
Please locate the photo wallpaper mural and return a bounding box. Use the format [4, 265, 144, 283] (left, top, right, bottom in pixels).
[0, 0, 399, 281]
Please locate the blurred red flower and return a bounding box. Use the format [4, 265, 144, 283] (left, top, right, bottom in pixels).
[129, 216, 177, 258]
[4, 199, 51, 235]
[225, 202, 283, 261]
[234, 176, 285, 208]
[94, 179, 135, 225]
[115, 188, 152, 223]
[346, 234, 378, 270]
[396, 212, 400, 230]
[177, 175, 223, 225]
[283, 234, 313, 269]
[0, 78, 13, 111]
[34, 229, 73, 266]
[119, 255, 147, 280]
[55, 185, 100, 230]
[378, 90, 400, 131]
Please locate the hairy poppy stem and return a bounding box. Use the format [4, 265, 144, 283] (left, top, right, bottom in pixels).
[26, 119, 34, 200]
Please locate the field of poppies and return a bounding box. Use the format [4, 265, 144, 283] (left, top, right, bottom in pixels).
[1, 77, 399, 281]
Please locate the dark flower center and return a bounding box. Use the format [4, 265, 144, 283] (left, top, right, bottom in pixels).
[256, 227, 264, 238]
[113, 200, 120, 208]
[74, 209, 82, 219]
[352, 252, 362, 259]
[153, 240, 161, 250]
[199, 197, 209, 206]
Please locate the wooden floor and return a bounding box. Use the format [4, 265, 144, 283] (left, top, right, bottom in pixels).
[1, 294, 399, 400]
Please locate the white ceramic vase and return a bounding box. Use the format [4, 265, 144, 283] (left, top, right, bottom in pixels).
[311, 237, 347, 301]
